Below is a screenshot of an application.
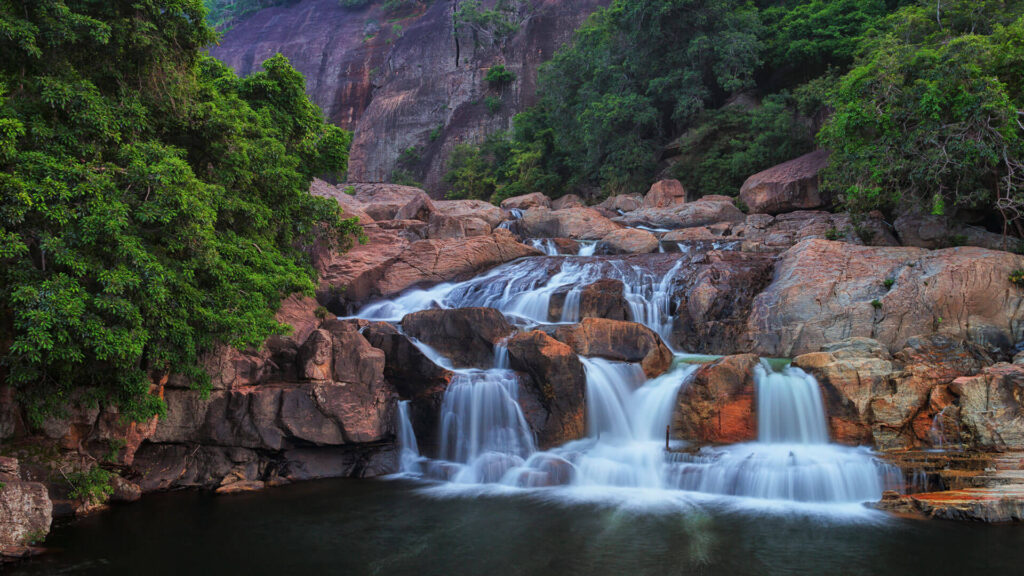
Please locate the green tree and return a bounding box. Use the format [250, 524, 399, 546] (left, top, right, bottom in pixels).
[0, 0, 361, 424]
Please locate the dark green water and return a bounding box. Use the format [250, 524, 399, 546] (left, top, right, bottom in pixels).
[10, 478, 1024, 575]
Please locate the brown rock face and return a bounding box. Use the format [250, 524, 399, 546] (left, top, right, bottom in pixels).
[598, 193, 644, 214]
[361, 322, 453, 399]
[310, 179, 374, 224]
[577, 279, 630, 322]
[613, 196, 744, 230]
[642, 179, 687, 208]
[673, 354, 760, 443]
[520, 207, 623, 240]
[597, 228, 659, 254]
[351, 183, 435, 222]
[502, 192, 552, 210]
[739, 150, 831, 215]
[952, 363, 1024, 450]
[552, 318, 672, 378]
[433, 199, 506, 229]
[317, 228, 540, 309]
[748, 239, 1024, 358]
[506, 331, 587, 448]
[402, 308, 514, 368]
[894, 210, 1011, 251]
[551, 194, 586, 210]
[0, 478, 52, 549]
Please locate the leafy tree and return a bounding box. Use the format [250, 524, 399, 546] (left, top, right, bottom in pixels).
[0, 1, 361, 424]
[819, 5, 1024, 233]
[203, 0, 290, 29]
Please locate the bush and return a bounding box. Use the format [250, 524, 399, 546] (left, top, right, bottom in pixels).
[67, 467, 114, 505]
[1010, 269, 1024, 287]
[485, 64, 516, 88]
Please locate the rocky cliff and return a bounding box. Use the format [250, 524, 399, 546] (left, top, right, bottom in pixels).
[210, 0, 608, 193]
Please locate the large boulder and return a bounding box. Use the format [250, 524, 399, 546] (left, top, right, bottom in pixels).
[672, 354, 760, 443]
[552, 194, 586, 210]
[552, 318, 673, 378]
[351, 183, 434, 221]
[317, 228, 540, 309]
[0, 459, 51, 554]
[361, 322, 453, 399]
[520, 207, 622, 240]
[613, 195, 744, 230]
[402, 308, 514, 368]
[501, 192, 551, 210]
[433, 199, 505, 229]
[642, 179, 688, 208]
[952, 363, 1024, 451]
[506, 331, 587, 448]
[748, 239, 1024, 357]
[310, 179, 374, 224]
[598, 193, 644, 214]
[596, 228, 659, 254]
[739, 149, 830, 215]
[894, 210, 1011, 251]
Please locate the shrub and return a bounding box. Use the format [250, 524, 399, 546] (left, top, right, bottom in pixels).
[67, 467, 114, 505]
[485, 64, 516, 88]
[870, 299, 883, 310]
[1010, 269, 1024, 287]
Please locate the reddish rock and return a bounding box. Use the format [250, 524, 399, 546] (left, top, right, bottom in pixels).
[361, 322, 453, 399]
[672, 354, 760, 443]
[551, 194, 586, 210]
[299, 329, 333, 381]
[506, 331, 587, 448]
[0, 477, 51, 549]
[310, 179, 374, 224]
[520, 207, 622, 240]
[552, 318, 673, 378]
[642, 179, 687, 208]
[350, 183, 433, 221]
[433, 199, 505, 229]
[402, 308, 514, 368]
[748, 239, 1024, 358]
[739, 150, 831, 215]
[552, 279, 630, 322]
[598, 193, 644, 214]
[952, 363, 1024, 451]
[501, 192, 551, 210]
[614, 195, 744, 230]
[597, 228, 659, 254]
[895, 210, 1011, 250]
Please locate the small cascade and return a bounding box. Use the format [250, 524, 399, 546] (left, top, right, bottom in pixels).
[527, 238, 560, 256]
[929, 406, 962, 451]
[397, 400, 422, 474]
[577, 241, 597, 256]
[663, 363, 901, 503]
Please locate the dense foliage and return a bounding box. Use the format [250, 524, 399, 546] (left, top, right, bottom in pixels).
[0, 0, 360, 423]
[203, 0, 290, 29]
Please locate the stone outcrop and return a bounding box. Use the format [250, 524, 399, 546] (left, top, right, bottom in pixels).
[501, 192, 552, 210]
[596, 228, 659, 254]
[0, 458, 51, 555]
[316, 228, 540, 310]
[310, 179, 375, 224]
[613, 195, 744, 230]
[672, 355, 760, 443]
[894, 210, 1011, 251]
[597, 193, 643, 214]
[548, 279, 630, 322]
[739, 149, 830, 214]
[402, 308, 514, 368]
[748, 239, 1024, 358]
[506, 331, 587, 448]
[642, 179, 687, 208]
[952, 363, 1024, 451]
[552, 318, 673, 378]
[551, 194, 586, 210]
[520, 207, 622, 240]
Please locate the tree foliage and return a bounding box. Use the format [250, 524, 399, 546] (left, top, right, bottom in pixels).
[0, 0, 360, 424]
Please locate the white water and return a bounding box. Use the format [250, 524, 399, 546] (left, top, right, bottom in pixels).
[397, 400, 422, 474]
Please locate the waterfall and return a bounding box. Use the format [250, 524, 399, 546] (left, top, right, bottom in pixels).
[663, 364, 900, 503]
[397, 400, 422, 474]
[528, 238, 561, 256]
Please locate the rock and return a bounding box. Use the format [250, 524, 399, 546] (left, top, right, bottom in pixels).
[310, 179, 374, 224]
[571, 279, 630, 322]
[433, 199, 505, 230]
[673, 354, 760, 443]
[952, 363, 1024, 451]
[501, 192, 551, 210]
[669, 251, 775, 354]
[215, 480, 266, 495]
[598, 193, 644, 214]
[520, 207, 622, 240]
[739, 149, 831, 214]
[596, 228, 659, 254]
[402, 308, 514, 368]
[748, 239, 1024, 357]
[906, 487, 1024, 522]
[642, 179, 687, 208]
[299, 329, 333, 381]
[108, 475, 142, 503]
[894, 210, 1012, 251]
[393, 192, 437, 222]
[506, 331, 587, 448]
[317, 228, 540, 309]
[613, 195, 744, 230]
[0, 479, 51, 549]
[552, 318, 673, 378]
[350, 183, 433, 221]
[664, 211, 899, 252]
[551, 194, 586, 210]
[323, 320, 386, 387]
[361, 322, 453, 399]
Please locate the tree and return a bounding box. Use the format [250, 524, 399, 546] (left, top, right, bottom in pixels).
[0, 1, 361, 423]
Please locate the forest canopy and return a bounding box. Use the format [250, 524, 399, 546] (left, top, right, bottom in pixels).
[0, 0, 360, 423]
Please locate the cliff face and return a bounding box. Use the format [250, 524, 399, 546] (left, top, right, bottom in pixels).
[209, 0, 608, 194]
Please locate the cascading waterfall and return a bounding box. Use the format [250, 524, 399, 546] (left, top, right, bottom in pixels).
[663, 363, 901, 502]
[527, 238, 560, 256]
[397, 400, 422, 474]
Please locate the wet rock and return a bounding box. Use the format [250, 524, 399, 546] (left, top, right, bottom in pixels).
[748, 239, 1024, 358]
[552, 318, 673, 378]
[361, 322, 453, 398]
[596, 228, 659, 254]
[672, 354, 760, 443]
[570, 279, 630, 322]
[506, 331, 587, 448]
[402, 307, 514, 368]
[613, 195, 744, 230]
[501, 192, 551, 210]
[642, 179, 687, 208]
[552, 194, 586, 210]
[520, 207, 622, 240]
[739, 149, 830, 214]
